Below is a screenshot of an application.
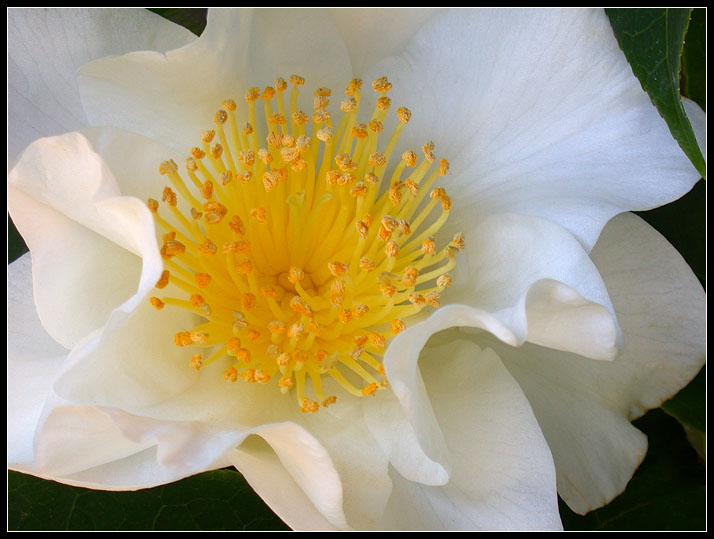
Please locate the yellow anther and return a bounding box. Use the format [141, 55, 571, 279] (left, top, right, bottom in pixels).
[404, 178, 419, 195]
[287, 322, 305, 339]
[246, 87, 261, 102]
[408, 293, 425, 305]
[155, 270, 170, 289]
[190, 331, 209, 344]
[351, 123, 369, 139]
[174, 331, 192, 347]
[316, 127, 333, 142]
[385, 241, 399, 258]
[290, 295, 312, 316]
[372, 76, 392, 92]
[441, 195, 452, 211]
[158, 159, 178, 174]
[398, 219, 411, 235]
[288, 267, 305, 284]
[350, 183, 368, 197]
[163, 239, 186, 257]
[147, 198, 159, 213]
[381, 215, 398, 232]
[328, 261, 349, 276]
[241, 369, 256, 383]
[345, 78, 363, 95]
[369, 333, 386, 349]
[290, 75, 305, 86]
[359, 257, 376, 271]
[322, 396, 337, 407]
[338, 309, 353, 324]
[236, 348, 252, 364]
[356, 220, 370, 238]
[369, 152, 387, 166]
[402, 150, 418, 167]
[341, 97, 358, 111]
[275, 77, 288, 92]
[277, 352, 292, 367]
[437, 273, 452, 288]
[314, 87, 332, 97]
[424, 291, 441, 308]
[190, 208, 202, 220]
[388, 187, 402, 206]
[439, 158, 450, 176]
[368, 119, 384, 134]
[292, 110, 309, 125]
[201, 130, 216, 143]
[222, 99, 237, 111]
[249, 207, 267, 224]
[262, 86, 276, 101]
[150, 297, 164, 310]
[422, 237, 438, 255]
[313, 95, 330, 110]
[362, 382, 379, 397]
[268, 321, 286, 334]
[377, 96, 391, 110]
[194, 273, 212, 288]
[223, 367, 238, 382]
[402, 266, 418, 287]
[258, 148, 274, 165]
[397, 107, 411, 124]
[364, 172, 379, 185]
[220, 171, 233, 186]
[239, 150, 255, 166]
[330, 278, 346, 296]
[189, 294, 206, 308]
[162, 186, 178, 207]
[279, 376, 295, 391]
[354, 304, 370, 317]
[381, 283, 398, 297]
[190, 354, 203, 370]
[391, 319, 406, 334]
[254, 369, 271, 384]
[191, 147, 206, 159]
[200, 180, 214, 200]
[223, 240, 251, 254]
[229, 215, 246, 235]
[203, 201, 228, 224]
[269, 113, 287, 125]
[306, 318, 321, 335]
[236, 259, 253, 275]
[227, 337, 242, 354]
[378, 225, 392, 243]
[247, 329, 260, 342]
[243, 122, 254, 135]
[313, 110, 331, 123]
[214, 109, 228, 124]
[301, 398, 319, 413]
[451, 232, 465, 251]
[186, 157, 198, 171]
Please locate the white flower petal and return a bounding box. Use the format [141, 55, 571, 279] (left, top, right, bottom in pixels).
[8, 8, 195, 166]
[8, 131, 163, 350]
[479, 212, 705, 514]
[448, 212, 619, 359]
[77, 8, 353, 154]
[379, 340, 561, 530]
[7, 254, 69, 466]
[240, 422, 350, 529]
[230, 443, 339, 530]
[328, 8, 441, 76]
[368, 8, 702, 250]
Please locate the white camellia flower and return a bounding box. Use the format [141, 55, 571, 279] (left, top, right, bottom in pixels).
[8, 8, 705, 531]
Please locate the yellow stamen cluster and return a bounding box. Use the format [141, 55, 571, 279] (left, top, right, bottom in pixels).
[148, 75, 462, 412]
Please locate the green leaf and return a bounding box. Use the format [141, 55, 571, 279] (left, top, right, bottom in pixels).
[661, 366, 705, 434]
[560, 409, 705, 530]
[8, 469, 289, 531]
[148, 8, 207, 37]
[606, 8, 706, 178]
[680, 8, 706, 111]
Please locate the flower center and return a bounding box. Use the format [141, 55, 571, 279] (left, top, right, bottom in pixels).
[147, 75, 463, 413]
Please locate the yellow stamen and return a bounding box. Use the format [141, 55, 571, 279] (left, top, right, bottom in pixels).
[148, 75, 463, 413]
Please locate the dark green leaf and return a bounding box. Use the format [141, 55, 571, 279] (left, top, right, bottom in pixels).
[661, 366, 705, 434]
[148, 8, 207, 37]
[636, 178, 705, 285]
[8, 214, 28, 264]
[680, 8, 706, 110]
[560, 409, 705, 530]
[8, 468, 289, 531]
[606, 8, 706, 177]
